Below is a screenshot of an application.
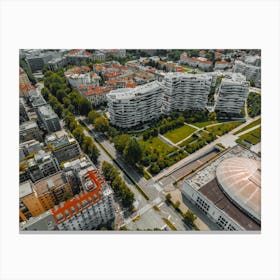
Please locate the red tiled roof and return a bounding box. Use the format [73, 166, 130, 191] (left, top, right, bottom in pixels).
[51, 170, 104, 224]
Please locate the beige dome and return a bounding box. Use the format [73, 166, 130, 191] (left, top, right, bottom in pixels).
[216, 157, 261, 222]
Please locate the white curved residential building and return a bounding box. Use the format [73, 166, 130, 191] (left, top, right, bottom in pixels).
[161, 73, 212, 113]
[107, 81, 163, 128]
[214, 73, 249, 115]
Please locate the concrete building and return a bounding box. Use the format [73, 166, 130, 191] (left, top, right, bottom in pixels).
[25, 53, 53, 73]
[65, 49, 93, 65]
[19, 139, 42, 160]
[20, 121, 43, 143]
[51, 169, 115, 230]
[215, 73, 249, 116]
[33, 172, 73, 211]
[182, 145, 261, 231]
[46, 131, 82, 165]
[180, 52, 213, 71]
[107, 81, 163, 128]
[20, 210, 57, 231]
[64, 66, 101, 89]
[37, 104, 61, 132]
[161, 73, 212, 114]
[20, 98, 29, 124]
[28, 90, 47, 109]
[214, 61, 232, 70]
[20, 181, 45, 219]
[233, 60, 261, 88]
[80, 85, 111, 106]
[26, 150, 60, 182]
[19, 67, 30, 85]
[62, 156, 94, 195]
[47, 57, 67, 71]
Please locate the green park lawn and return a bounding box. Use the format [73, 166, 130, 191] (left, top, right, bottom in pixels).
[236, 127, 261, 147]
[192, 120, 219, 128]
[234, 118, 261, 135]
[163, 125, 197, 144]
[206, 122, 242, 136]
[139, 137, 176, 157]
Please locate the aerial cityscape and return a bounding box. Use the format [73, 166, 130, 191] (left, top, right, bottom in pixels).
[19, 49, 261, 232]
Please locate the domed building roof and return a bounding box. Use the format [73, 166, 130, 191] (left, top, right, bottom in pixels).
[216, 157, 261, 222]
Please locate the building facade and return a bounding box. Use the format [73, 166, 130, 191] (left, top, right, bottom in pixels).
[20, 121, 43, 143]
[37, 104, 61, 132]
[161, 73, 212, 114]
[107, 81, 163, 128]
[46, 131, 82, 165]
[51, 169, 115, 230]
[214, 73, 249, 115]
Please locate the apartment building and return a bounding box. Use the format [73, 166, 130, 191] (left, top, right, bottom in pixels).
[80, 85, 111, 106]
[107, 81, 163, 128]
[180, 52, 213, 71]
[20, 120, 43, 143]
[20, 181, 45, 219]
[25, 53, 53, 73]
[26, 150, 60, 182]
[19, 67, 30, 85]
[233, 60, 261, 87]
[33, 172, 73, 211]
[51, 169, 115, 230]
[64, 66, 101, 89]
[37, 104, 61, 132]
[20, 98, 29, 124]
[65, 49, 93, 65]
[46, 131, 82, 165]
[62, 156, 94, 195]
[161, 73, 212, 114]
[47, 57, 67, 71]
[214, 73, 249, 115]
[20, 139, 42, 162]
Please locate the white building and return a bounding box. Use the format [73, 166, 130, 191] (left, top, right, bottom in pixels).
[51, 169, 115, 230]
[232, 60, 261, 87]
[107, 81, 163, 128]
[214, 73, 249, 115]
[161, 73, 212, 114]
[182, 145, 261, 231]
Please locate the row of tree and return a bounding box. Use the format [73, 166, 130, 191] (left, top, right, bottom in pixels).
[113, 134, 143, 166]
[247, 92, 261, 118]
[101, 161, 135, 210]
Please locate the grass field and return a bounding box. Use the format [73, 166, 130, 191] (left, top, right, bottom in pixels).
[192, 120, 219, 128]
[234, 118, 261, 135]
[206, 122, 242, 136]
[163, 125, 197, 144]
[139, 137, 176, 157]
[236, 127, 261, 147]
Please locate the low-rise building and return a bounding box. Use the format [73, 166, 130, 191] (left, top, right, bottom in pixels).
[19, 139, 42, 159]
[65, 49, 93, 65]
[107, 81, 163, 128]
[182, 145, 261, 231]
[20, 98, 29, 124]
[20, 121, 43, 143]
[37, 104, 61, 132]
[19, 67, 31, 85]
[180, 52, 213, 71]
[46, 131, 82, 165]
[20, 210, 57, 231]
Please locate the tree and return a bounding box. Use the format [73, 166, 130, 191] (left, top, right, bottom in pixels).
[120, 183, 134, 209]
[102, 161, 119, 182]
[113, 134, 130, 154]
[123, 138, 143, 165]
[94, 116, 109, 133]
[79, 97, 92, 116]
[183, 210, 197, 226]
[82, 136, 94, 154]
[174, 200, 181, 210]
[112, 176, 123, 193]
[87, 110, 101, 123]
[165, 193, 171, 202]
[88, 142, 99, 164]
[73, 126, 85, 144]
[208, 111, 217, 121]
